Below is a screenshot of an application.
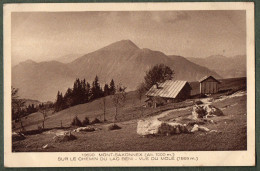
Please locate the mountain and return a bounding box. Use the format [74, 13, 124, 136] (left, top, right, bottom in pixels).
[187, 55, 246, 78]
[12, 40, 220, 101]
[69, 40, 220, 89]
[12, 60, 76, 101]
[19, 99, 42, 107]
[54, 54, 84, 63]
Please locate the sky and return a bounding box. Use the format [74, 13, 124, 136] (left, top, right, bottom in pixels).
[11, 10, 246, 65]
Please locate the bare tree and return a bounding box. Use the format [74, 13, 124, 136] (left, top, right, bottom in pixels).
[136, 82, 146, 103]
[12, 87, 26, 132]
[99, 96, 107, 122]
[136, 82, 147, 116]
[112, 85, 126, 122]
[39, 104, 48, 130]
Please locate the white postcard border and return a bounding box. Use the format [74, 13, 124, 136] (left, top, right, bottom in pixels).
[3, 2, 255, 167]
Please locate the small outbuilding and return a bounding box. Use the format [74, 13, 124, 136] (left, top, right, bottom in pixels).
[199, 76, 220, 95]
[145, 80, 192, 108]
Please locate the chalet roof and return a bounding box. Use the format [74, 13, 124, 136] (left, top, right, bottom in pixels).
[199, 75, 220, 83]
[146, 80, 191, 98]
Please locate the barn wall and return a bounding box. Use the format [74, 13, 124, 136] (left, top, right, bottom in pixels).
[200, 80, 219, 94]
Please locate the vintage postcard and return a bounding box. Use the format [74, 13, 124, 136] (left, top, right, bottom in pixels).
[4, 2, 255, 167]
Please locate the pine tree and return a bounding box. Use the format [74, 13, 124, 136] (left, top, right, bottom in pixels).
[109, 79, 116, 95]
[85, 82, 91, 102]
[91, 76, 103, 99]
[104, 84, 110, 96]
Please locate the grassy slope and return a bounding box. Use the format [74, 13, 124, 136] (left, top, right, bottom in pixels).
[13, 77, 246, 132]
[13, 94, 246, 152]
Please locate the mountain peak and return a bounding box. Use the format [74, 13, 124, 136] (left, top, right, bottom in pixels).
[19, 59, 37, 65]
[101, 39, 140, 51]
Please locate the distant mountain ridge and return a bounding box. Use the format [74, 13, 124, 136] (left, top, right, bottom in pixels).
[187, 55, 246, 78]
[54, 54, 84, 63]
[13, 39, 221, 101]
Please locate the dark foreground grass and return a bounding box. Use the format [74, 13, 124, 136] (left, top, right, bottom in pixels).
[12, 95, 246, 152]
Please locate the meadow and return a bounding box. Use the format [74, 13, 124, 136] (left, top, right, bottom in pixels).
[12, 77, 247, 152]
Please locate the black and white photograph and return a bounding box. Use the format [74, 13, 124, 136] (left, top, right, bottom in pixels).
[4, 2, 255, 167]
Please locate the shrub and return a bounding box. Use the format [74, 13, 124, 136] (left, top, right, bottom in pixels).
[193, 106, 207, 118]
[71, 116, 82, 127]
[158, 123, 176, 135]
[91, 118, 101, 124]
[106, 123, 121, 131]
[82, 117, 90, 126]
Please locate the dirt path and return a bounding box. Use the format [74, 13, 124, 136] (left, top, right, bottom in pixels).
[147, 90, 247, 121]
[150, 106, 192, 120]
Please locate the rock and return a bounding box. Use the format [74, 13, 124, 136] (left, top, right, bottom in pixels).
[192, 104, 223, 120]
[190, 124, 199, 132]
[137, 119, 162, 136]
[209, 120, 215, 124]
[190, 124, 210, 132]
[198, 126, 210, 132]
[192, 105, 207, 119]
[74, 126, 95, 132]
[203, 104, 223, 116]
[53, 132, 77, 142]
[12, 132, 26, 141]
[42, 144, 48, 149]
[209, 130, 218, 133]
[55, 130, 69, 136]
[137, 119, 186, 136]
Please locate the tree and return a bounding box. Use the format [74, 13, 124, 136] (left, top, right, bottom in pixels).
[54, 91, 64, 112]
[136, 82, 146, 103]
[100, 96, 107, 122]
[64, 88, 73, 108]
[39, 103, 48, 129]
[12, 87, 25, 131]
[144, 64, 174, 90]
[109, 79, 116, 95]
[112, 84, 127, 122]
[91, 76, 103, 99]
[103, 84, 110, 96]
[85, 82, 91, 102]
[26, 104, 37, 115]
[136, 82, 147, 117]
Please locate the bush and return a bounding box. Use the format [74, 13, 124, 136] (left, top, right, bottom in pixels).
[106, 123, 121, 131]
[158, 123, 176, 135]
[82, 117, 90, 126]
[91, 118, 101, 124]
[71, 116, 82, 127]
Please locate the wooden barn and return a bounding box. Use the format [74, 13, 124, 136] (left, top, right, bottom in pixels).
[145, 80, 192, 108]
[199, 76, 220, 95]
